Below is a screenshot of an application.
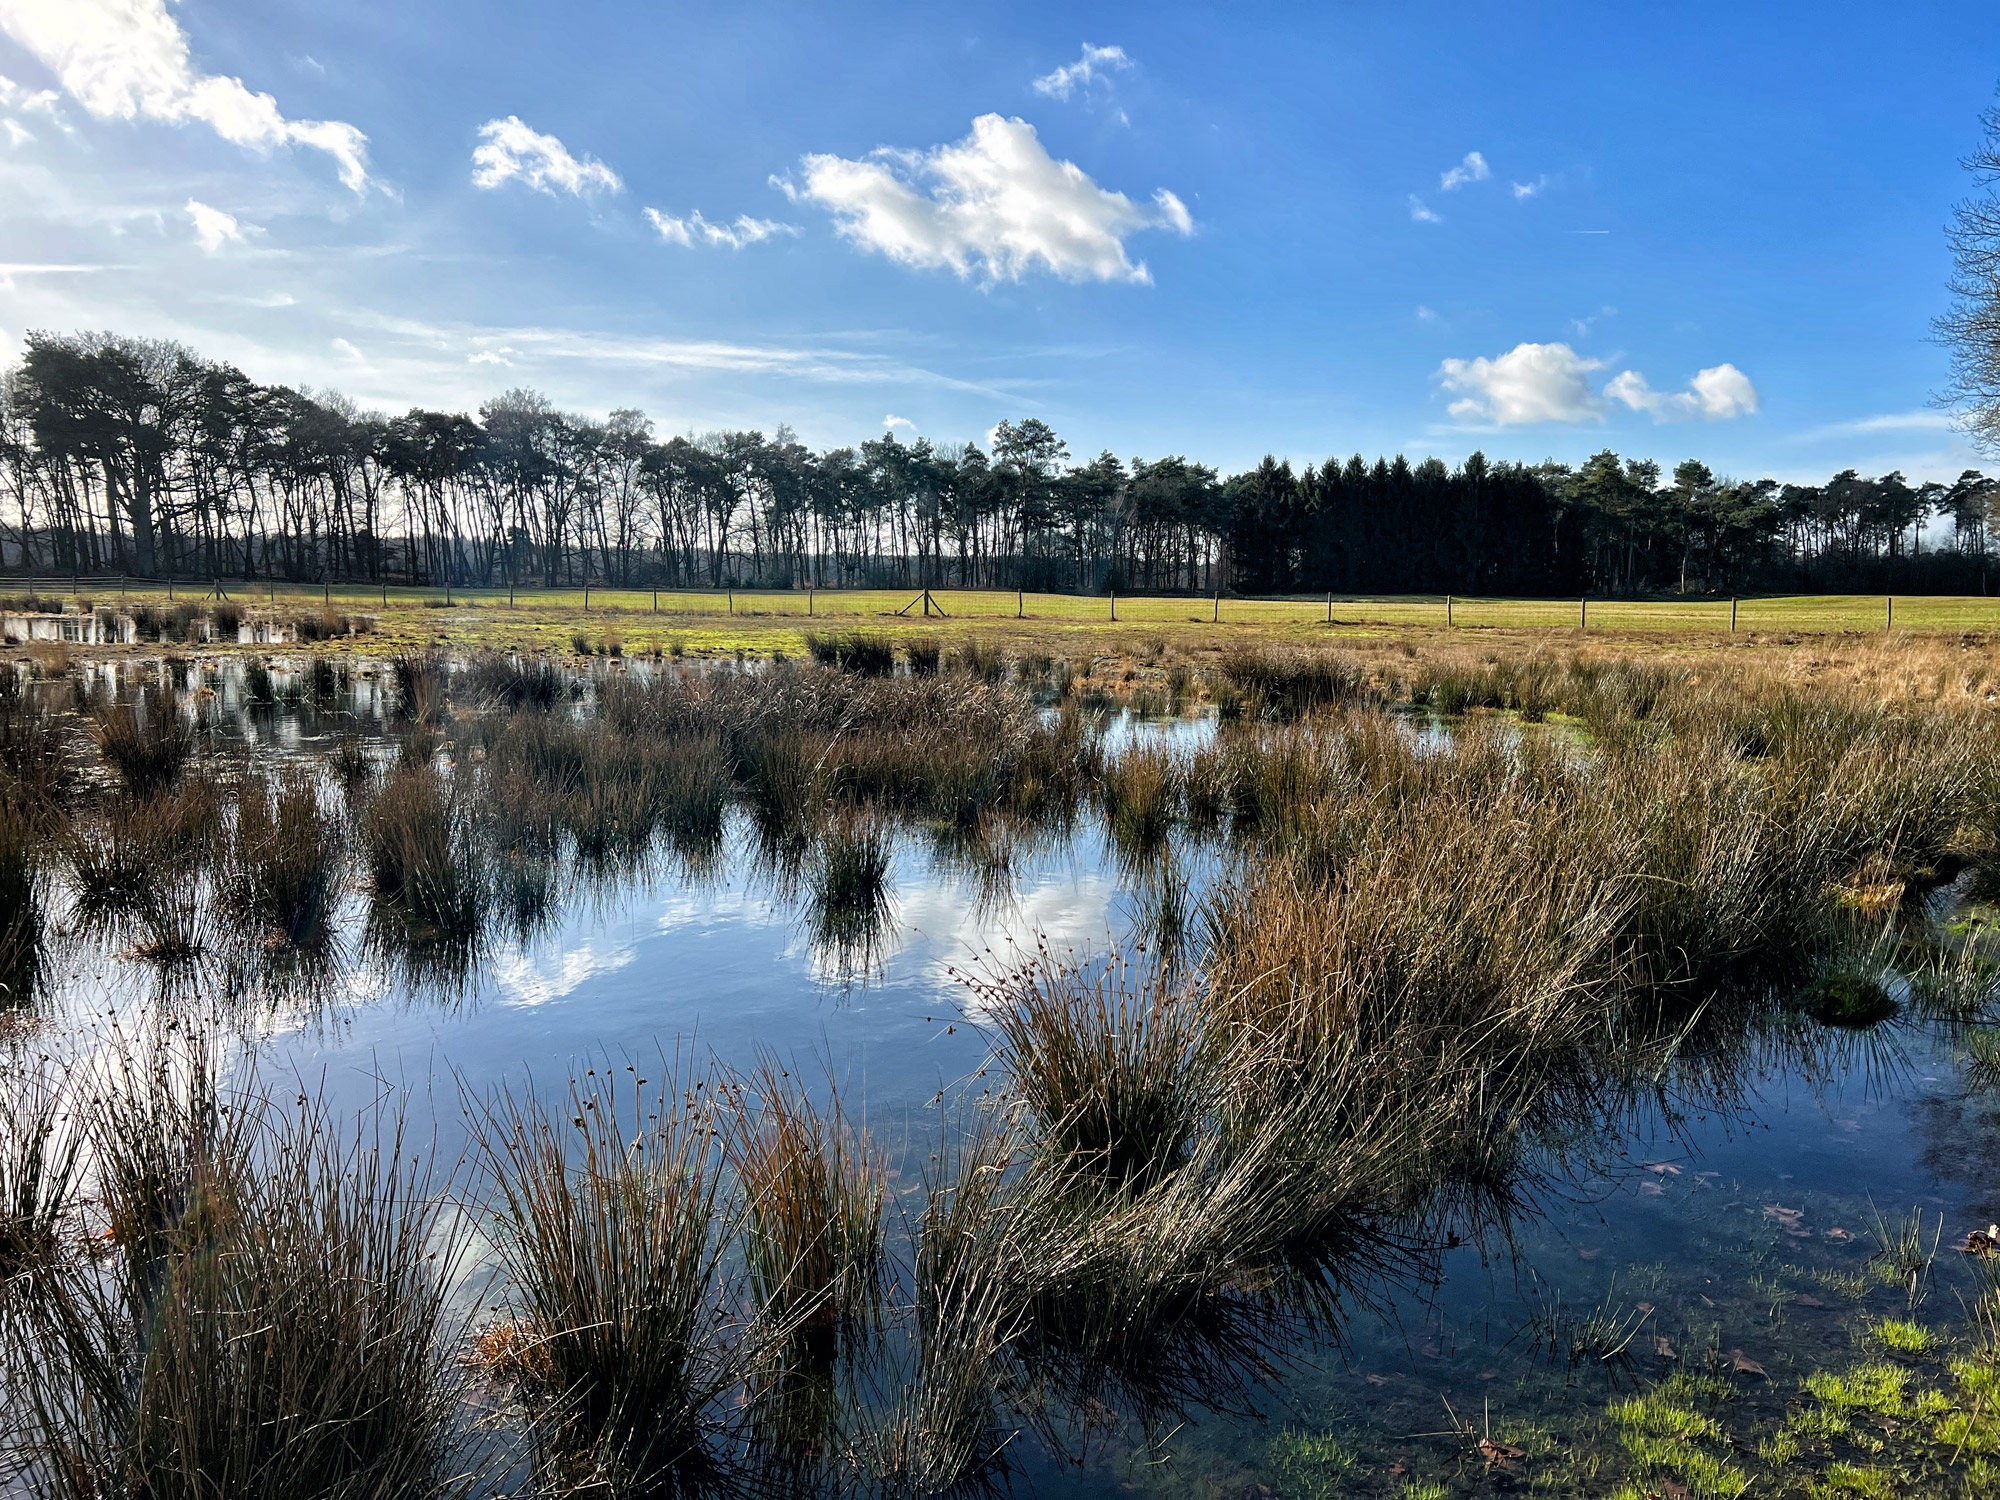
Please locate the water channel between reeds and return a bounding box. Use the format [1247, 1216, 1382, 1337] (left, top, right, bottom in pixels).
[7, 649, 2000, 1500]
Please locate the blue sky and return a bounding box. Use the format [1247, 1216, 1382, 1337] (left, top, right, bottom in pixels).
[1, 0, 1995, 481]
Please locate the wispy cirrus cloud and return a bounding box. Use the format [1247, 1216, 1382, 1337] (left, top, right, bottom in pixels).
[1031, 43, 1132, 101]
[471, 116, 620, 196]
[1440, 150, 1490, 190]
[644, 207, 795, 249]
[0, 0, 372, 191]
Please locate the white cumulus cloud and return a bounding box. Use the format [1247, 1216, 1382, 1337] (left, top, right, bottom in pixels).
[786, 113, 1191, 284]
[1408, 194, 1442, 223]
[1441, 344, 1760, 427]
[0, 0, 372, 191]
[1440, 150, 1490, 190]
[1438, 342, 1606, 425]
[644, 207, 795, 249]
[1606, 363, 1759, 421]
[471, 116, 620, 196]
[185, 197, 244, 252]
[882, 414, 914, 431]
[1032, 42, 1132, 101]
[1512, 175, 1548, 199]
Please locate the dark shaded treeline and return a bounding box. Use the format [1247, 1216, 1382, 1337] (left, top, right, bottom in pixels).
[3, 331, 1995, 595]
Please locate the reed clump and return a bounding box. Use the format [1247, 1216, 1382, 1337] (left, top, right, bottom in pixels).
[980, 948, 1210, 1193]
[1098, 742, 1182, 863]
[363, 766, 488, 982]
[809, 805, 893, 968]
[66, 779, 220, 942]
[476, 1065, 741, 1491]
[225, 770, 345, 951]
[0, 795, 47, 1007]
[7, 1039, 472, 1500]
[725, 1057, 885, 1349]
[804, 630, 896, 676]
[0, 669, 75, 809]
[462, 651, 567, 711]
[392, 652, 449, 726]
[93, 686, 194, 797]
[1216, 644, 1376, 718]
[0, 1058, 78, 1287]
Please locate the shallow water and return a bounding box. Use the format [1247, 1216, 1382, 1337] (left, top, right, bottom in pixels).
[20, 659, 2000, 1495]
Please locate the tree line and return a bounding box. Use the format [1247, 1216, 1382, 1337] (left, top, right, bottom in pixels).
[2, 330, 1995, 597]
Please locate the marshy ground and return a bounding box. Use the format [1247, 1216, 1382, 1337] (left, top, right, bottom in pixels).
[4, 611, 2000, 1497]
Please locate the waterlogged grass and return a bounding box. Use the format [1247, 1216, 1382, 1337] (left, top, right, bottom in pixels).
[6, 638, 2000, 1491]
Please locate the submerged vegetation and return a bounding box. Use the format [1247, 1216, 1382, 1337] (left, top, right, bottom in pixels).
[5, 632, 2000, 1493]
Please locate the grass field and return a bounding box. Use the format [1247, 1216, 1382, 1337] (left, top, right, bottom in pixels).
[10, 580, 2000, 660]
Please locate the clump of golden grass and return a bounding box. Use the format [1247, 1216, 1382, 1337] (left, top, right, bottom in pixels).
[1098, 741, 1181, 864]
[1215, 644, 1375, 718]
[0, 669, 74, 810]
[92, 686, 194, 797]
[66, 779, 220, 942]
[865, 1107, 1021, 1494]
[225, 769, 345, 952]
[724, 1055, 884, 1348]
[475, 1062, 741, 1491]
[978, 947, 1209, 1194]
[392, 651, 448, 726]
[7, 1033, 472, 1500]
[363, 765, 488, 986]
[804, 630, 895, 675]
[460, 651, 566, 711]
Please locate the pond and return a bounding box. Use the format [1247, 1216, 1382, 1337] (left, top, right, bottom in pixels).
[6, 650, 2000, 1498]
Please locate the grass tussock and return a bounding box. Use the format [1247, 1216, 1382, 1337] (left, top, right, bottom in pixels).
[0, 1057, 79, 1288]
[92, 686, 194, 797]
[6, 1035, 472, 1500]
[225, 770, 344, 952]
[803, 630, 896, 676]
[476, 1062, 741, 1491]
[725, 1056, 885, 1348]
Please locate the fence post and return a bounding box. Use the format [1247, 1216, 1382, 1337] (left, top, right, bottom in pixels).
[808, 590, 813, 617]
[1325, 592, 1332, 624]
[1887, 595, 1893, 631]
[654, 588, 659, 613]
[584, 585, 589, 611]
[1446, 594, 1453, 627]
[1580, 598, 1587, 630]
[728, 591, 733, 615]
[1212, 589, 1219, 623]
[1730, 597, 1737, 634]
[1017, 589, 1023, 619]
[1109, 590, 1116, 623]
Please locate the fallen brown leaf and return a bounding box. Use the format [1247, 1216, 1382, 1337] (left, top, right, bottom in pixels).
[1478, 1437, 1525, 1464]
